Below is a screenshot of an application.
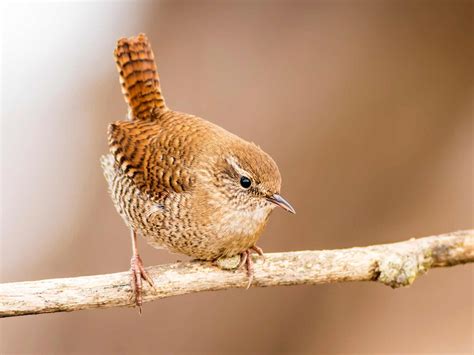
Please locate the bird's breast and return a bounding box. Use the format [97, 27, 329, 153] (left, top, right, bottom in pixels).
[215, 205, 273, 239]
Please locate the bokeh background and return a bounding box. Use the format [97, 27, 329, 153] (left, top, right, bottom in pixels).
[1, 1, 472, 354]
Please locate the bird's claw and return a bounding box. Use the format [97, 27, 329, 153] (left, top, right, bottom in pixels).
[130, 254, 155, 312]
[238, 245, 265, 289]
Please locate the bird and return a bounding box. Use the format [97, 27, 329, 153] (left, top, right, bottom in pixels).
[101, 33, 295, 310]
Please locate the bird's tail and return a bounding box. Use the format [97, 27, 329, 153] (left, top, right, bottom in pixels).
[114, 33, 167, 120]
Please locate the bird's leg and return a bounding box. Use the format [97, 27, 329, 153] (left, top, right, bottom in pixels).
[237, 250, 248, 269]
[238, 245, 265, 289]
[215, 246, 265, 288]
[130, 230, 155, 312]
[245, 250, 254, 289]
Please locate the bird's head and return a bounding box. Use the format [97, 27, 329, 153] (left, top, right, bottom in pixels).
[211, 140, 295, 215]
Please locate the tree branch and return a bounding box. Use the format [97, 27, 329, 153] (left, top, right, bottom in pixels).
[1, 230, 472, 318]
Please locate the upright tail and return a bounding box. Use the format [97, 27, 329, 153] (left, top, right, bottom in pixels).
[114, 33, 167, 120]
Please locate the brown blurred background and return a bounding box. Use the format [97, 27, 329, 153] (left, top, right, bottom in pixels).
[1, 1, 472, 354]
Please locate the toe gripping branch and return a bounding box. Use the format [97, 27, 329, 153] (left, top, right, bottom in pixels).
[130, 254, 155, 313]
[238, 246, 265, 289]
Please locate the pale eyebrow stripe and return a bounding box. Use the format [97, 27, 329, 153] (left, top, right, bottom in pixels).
[226, 156, 252, 178]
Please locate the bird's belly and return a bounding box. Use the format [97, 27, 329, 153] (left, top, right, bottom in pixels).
[140, 203, 273, 260]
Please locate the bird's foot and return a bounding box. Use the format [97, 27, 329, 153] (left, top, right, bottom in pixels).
[130, 254, 155, 313]
[251, 245, 265, 259]
[214, 246, 265, 288]
[237, 245, 265, 289]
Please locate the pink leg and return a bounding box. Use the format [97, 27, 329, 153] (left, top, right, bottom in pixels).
[130, 230, 155, 312]
[237, 250, 248, 269]
[245, 251, 254, 289]
[238, 245, 265, 289]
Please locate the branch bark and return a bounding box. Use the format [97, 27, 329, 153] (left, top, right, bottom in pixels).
[1, 230, 472, 318]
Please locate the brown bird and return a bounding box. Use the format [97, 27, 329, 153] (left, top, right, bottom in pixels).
[101, 33, 295, 309]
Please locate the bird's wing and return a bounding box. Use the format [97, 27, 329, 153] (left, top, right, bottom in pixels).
[107, 119, 195, 201]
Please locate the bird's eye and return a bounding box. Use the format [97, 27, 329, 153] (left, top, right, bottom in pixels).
[240, 176, 252, 189]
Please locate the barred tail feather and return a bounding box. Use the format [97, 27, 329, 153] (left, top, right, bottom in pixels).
[114, 33, 167, 120]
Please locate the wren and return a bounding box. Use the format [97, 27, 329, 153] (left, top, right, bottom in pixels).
[101, 34, 295, 309]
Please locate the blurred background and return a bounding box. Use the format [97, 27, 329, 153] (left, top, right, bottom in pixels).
[0, 1, 472, 354]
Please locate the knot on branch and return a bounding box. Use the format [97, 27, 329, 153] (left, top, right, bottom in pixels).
[215, 255, 241, 270]
[375, 248, 432, 288]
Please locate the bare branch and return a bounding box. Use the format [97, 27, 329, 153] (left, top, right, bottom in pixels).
[1, 230, 472, 318]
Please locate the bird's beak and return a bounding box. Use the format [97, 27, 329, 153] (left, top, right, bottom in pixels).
[266, 194, 296, 214]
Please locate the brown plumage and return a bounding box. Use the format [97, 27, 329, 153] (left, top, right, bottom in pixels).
[102, 33, 295, 309]
[114, 34, 166, 119]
